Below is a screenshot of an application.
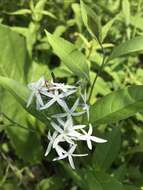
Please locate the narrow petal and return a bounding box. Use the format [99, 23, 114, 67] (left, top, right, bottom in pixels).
[36, 92, 44, 106]
[69, 144, 77, 154]
[55, 145, 66, 156]
[60, 90, 76, 98]
[26, 92, 34, 107]
[73, 125, 86, 130]
[57, 118, 65, 127]
[64, 136, 75, 145]
[71, 98, 79, 112]
[36, 98, 41, 110]
[69, 131, 84, 138]
[72, 153, 88, 157]
[87, 139, 92, 150]
[53, 135, 64, 148]
[68, 156, 75, 169]
[72, 111, 85, 116]
[53, 154, 67, 161]
[88, 124, 93, 135]
[90, 136, 107, 143]
[48, 131, 51, 140]
[57, 99, 68, 110]
[45, 142, 52, 156]
[40, 98, 55, 110]
[41, 91, 53, 98]
[51, 122, 63, 133]
[52, 113, 67, 118]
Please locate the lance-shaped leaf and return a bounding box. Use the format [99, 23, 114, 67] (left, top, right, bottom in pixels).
[45, 30, 89, 80]
[90, 85, 143, 124]
[108, 36, 143, 61]
[80, 0, 102, 41]
[0, 76, 48, 124]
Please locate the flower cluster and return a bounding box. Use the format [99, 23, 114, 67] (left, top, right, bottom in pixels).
[27, 76, 107, 169]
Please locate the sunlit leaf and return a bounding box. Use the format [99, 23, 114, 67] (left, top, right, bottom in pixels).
[108, 36, 143, 61]
[90, 85, 143, 124]
[45, 30, 89, 80]
[80, 0, 102, 41]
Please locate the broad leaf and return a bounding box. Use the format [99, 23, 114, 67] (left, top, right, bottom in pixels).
[92, 127, 121, 171]
[62, 164, 124, 190]
[109, 36, 143, 61]
[0, 24, 28, 81]
[90, 85, 143, 124]
[0, 76, 47, 124]
[45, 31, 89, 80]
[79, 170, 124, 190]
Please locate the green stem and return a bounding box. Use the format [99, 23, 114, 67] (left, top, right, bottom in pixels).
[88, 40, 106, 103]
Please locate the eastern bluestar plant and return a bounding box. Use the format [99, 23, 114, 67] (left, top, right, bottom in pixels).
[27, 76, 107, 169]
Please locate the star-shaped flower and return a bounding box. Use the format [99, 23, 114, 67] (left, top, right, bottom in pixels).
[27, 76, 47, 109]
[40, 89, 76, 110]
[80, 124, 107, 150]
[51, 117, 86, 148]
[53, 144, 88, 169]
[52, 98, 85, 118]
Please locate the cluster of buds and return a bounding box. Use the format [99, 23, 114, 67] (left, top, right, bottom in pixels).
[27, 76, 107, 169]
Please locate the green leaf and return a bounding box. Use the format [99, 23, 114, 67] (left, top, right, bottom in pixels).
[124, 185, 140, 190]
[90, 85, 143, 124]
[0, 76, 47, 124]
[36, 177, 64, 190]
[80, 170, 124, 190]
[80, 0, 102, 41]
[108, 36, 143, 61]
[0, 24, 28, 81]
[45, 30, 89, 80]
[102, 15, 119, 42]
[8, 9, 31, 15]
[92, 127, 121, 171]
[6, 121, 43, 163]
[33, 0, 48, 21]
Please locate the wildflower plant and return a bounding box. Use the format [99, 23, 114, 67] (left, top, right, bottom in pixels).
[27, 76, 107, 169]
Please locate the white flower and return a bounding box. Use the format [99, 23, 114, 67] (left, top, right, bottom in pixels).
[40, 89, 76, 110]
[53, 144, 88, 169]
[52, 98, 85, 118]
[27, 76, 47, 109]
[45, 131, 58, 156]
[81, 91, 90, 121]
[80, 124, 107, 150]
[50, 82, 77, 92]
[51, 117, 86, 148]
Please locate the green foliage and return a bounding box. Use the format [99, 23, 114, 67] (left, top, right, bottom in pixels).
[90, 85, 143, 124]
[36, 177, 63, 190]
[45, 30, 89, 80]
[109, 36, 143, 60]
[92, 127, 121, 171]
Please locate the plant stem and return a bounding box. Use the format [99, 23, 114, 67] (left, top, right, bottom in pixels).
[88, 40, 106, 103]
